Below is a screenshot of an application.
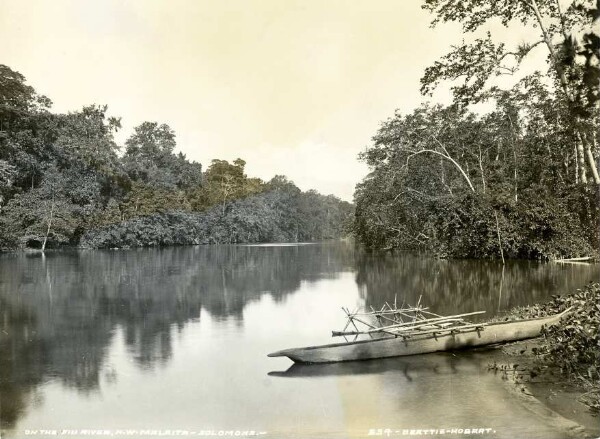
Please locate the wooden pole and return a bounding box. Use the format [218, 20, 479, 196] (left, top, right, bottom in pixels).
[497, 264, 505, 312]
[333, 322, 487, 338]
[495, 212, 505, 265]
[350, 315, 378, 329]
[420, 309, 443, 318]
[332, 311, 485, 336]
[352, 306, 431, 317]
[401, 323, 488, 338]
[343, 308, 361, 334]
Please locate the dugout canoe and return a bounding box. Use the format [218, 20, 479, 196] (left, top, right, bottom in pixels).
[267, 308, 571, 363]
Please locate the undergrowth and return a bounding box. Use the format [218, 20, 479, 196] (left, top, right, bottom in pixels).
[499, 283, 600, 412]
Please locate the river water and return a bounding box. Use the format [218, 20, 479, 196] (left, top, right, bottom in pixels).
[0, 242, 598, 439]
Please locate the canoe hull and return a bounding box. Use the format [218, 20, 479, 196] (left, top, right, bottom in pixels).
[268, 312, 565, 363]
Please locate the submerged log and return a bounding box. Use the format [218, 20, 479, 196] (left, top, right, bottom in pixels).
[554, 256, 594, 263]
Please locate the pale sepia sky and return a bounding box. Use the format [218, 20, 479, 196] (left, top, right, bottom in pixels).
[0, 0, 545, 200]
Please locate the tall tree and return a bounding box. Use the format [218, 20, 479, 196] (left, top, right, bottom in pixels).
[421, 0, 600, 183]
[0, 64, 51, 131]
[196, 159, 263, 213]
[0, 65, 54, 192]
[123, 121, 202, 190]
[53, 105, 121, 175]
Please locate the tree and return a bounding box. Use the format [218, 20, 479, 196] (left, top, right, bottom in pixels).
[0, 65, 54, 193]
[0, 160, 16, 208]
[354, 98, 599, 258]
[123, 122, 177, 187]
[297, 190, 354, 240]
[194, 159, 264, 213]
[123, 122, 202, 191]
[421, 0, 600, 184]
[53, 105, 121, 174]
[0, 63, 353, 250]
[0, 64, 51, 132]
[125, 121, 176, 158]
[1, 165, 79, 250]
[172, 152, 203, 189]
[119, 181, 191, 220]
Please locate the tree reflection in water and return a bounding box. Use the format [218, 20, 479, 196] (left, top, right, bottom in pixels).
[0, 242, 597, 431]
[0, 243, 355, 429]
[354, 251, 598, 319]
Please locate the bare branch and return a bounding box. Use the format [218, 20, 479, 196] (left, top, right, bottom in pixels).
[406, 136, 477, 192]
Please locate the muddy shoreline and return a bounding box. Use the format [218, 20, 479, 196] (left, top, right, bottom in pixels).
[490, 340, 599, 438]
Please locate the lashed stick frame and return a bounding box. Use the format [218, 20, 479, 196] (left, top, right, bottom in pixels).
[334, 303, 487, 342]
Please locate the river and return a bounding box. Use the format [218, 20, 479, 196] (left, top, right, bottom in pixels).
[0, 242, 598, 439]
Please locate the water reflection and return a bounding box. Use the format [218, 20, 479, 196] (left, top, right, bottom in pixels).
[269, 352, 461, 378]
[355, 251, 597, 319]
[0, 244, 355, 430]
[268, 347, 583, 439]
[0, 243, 597, 436]
[0, 296, 46, 431]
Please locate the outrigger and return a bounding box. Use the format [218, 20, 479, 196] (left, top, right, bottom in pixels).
[268, 299, 571, 363]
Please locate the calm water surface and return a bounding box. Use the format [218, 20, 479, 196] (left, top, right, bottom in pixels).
[0, 242, 598, 439]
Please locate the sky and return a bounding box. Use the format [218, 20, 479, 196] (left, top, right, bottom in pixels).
[0, 0, 547, 201]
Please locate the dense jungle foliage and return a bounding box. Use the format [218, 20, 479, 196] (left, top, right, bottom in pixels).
[0, 65, 353, 250]
[536, 283, 600, 411]
[354, 0, 600, 259]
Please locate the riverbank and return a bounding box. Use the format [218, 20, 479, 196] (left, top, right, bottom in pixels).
[487, 283, 599, 436]
[493, 341, 599, 438]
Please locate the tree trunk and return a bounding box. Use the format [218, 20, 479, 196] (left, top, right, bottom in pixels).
[507, 114, 519, 200]
[529, 0, 600, 184]
[407, 148, 476, 192]
[574, 143, 579, 184]
[529, 0, 571, 100]
[477, 145, 486, 193]
[513, 147, 518, 201]
[576, 135, 589, 184]
[582, 132, 600, 184]
[440, 157, 453, 195]
[494, 212, 505, 265]
[42, 199, 55, 253]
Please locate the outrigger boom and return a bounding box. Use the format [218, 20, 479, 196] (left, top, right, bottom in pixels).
[332, 311, 486, 337]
